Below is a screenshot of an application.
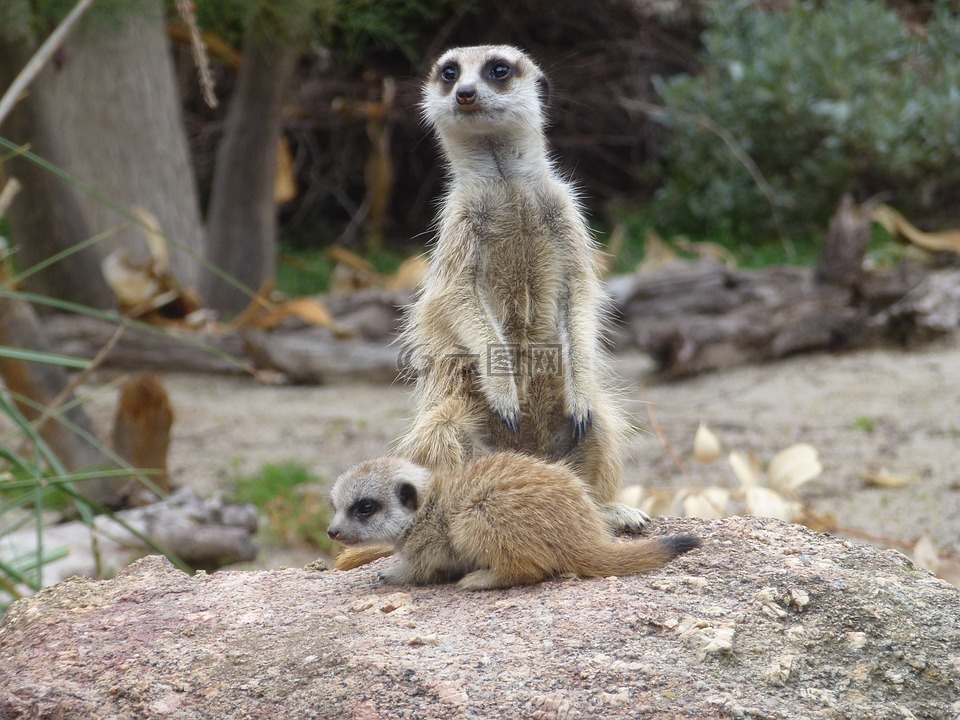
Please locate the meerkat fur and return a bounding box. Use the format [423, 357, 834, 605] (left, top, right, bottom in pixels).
[395, 45, 646, 533]
[327, 454, 701, 590]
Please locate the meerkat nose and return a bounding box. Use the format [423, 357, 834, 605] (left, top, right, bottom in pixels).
[327, 528, 340, 540]
[456, 85, 477, 106]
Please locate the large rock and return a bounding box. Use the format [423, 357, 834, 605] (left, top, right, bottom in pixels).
[1, 516, 957, 719]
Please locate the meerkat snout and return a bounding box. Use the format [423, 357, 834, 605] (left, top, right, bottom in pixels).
[455, 85, 477, 106]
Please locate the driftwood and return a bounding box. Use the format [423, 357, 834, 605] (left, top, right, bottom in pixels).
[39, 292, 409, 384]
[606, 197, 960, 377]
[606, 259, 958, 377]
[41, 313, 248, 374]
[37, 200, 960, 381]
[2, 488, 258, 595]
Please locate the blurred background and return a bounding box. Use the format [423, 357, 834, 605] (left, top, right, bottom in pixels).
[3, 0, 958, 313]
[1, 0, 959, 603]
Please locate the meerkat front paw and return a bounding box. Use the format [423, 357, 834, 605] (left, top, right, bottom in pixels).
[603, 502, 651, 534]
[566, 393, 594, 439]
[484, 376, 521, 433]
[569, 408, 593, 440]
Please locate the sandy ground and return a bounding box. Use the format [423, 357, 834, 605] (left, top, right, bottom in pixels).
[85, 334, 960, 565]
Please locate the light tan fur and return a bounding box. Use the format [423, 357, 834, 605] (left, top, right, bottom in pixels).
[334, 545, 394, 571]
[328, 454, 700, 590]
[396, 45, 645, 532]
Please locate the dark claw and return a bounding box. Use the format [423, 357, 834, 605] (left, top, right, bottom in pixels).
[498, 409, 520, 434]
[571, 410, 593, 440]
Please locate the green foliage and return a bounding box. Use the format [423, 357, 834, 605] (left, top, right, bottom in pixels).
[607, 203, 821, 271]
[181, 0, 471, 62]
[853, 415, 877, 434]
[230, 462, 333, 551]
[653, 0, 960, 242]
[276, 247, 335, 296]
[276, 244, 410, 295]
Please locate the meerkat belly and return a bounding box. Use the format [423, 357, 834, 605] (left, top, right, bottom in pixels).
[479, 190, 564, 344]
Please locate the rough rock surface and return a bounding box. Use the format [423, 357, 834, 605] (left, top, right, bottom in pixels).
[1, 516, 958, 719]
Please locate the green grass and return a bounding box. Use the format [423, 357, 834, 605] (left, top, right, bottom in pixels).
[276, 243, 412, 296]
[852, 416, 877, 433]
[229, 462, 333, 552]
[276, 247, 335, 296]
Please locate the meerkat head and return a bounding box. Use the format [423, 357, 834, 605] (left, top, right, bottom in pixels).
[422, 45, 549, 141]
[327, 457, 431, 546]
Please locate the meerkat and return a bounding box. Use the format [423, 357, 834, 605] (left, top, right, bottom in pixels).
[395, 45, 646, 533]
[327, 454, 700, 590]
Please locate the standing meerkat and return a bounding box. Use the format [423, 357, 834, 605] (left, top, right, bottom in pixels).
[396, 45, 646, 532]
[327, 454, 700, 590]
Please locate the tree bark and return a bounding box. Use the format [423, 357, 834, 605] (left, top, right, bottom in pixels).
[0, 14, 113, 309]
[0, 1, 204, 305]
[0, 296, 122, 505]
[202, 17, 300, 316]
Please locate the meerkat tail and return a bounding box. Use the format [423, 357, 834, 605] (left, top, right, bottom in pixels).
[334, 545, 395, 571]
[579, 534, 701, 578]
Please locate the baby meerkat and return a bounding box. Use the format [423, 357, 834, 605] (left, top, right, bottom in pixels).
[327, 454, 701, 590]
[397, 45, 645, 533]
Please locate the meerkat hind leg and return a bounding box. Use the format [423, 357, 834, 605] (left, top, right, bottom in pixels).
[458, 568, 544, 591]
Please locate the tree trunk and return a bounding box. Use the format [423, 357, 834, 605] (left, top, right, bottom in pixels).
[0, 19, 113, 309]
[0, 1, 204, 305]
[0, 296, 123, 506]
[202, 19, 299, 316]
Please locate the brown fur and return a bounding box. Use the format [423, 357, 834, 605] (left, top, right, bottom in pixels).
[396, 45, 644, 532]
[328, 454, 700, 590]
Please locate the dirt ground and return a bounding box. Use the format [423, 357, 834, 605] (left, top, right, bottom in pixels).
[85, 333, 960, 566]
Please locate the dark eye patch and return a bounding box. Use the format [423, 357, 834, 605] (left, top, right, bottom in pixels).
[487, 60, 512, 81]
[440, 63, 459, 83]
[350, 498, 380, 520]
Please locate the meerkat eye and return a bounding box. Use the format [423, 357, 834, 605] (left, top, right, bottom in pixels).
[440, 63, 459, 83]
[351, 498, 380, 520]
[490, 63, 511, 80]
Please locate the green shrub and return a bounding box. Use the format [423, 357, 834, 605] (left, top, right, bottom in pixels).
[652, 0, 960, 242]
[230, 462, 333, 551]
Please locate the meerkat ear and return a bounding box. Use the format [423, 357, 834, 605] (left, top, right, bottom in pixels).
[535, 74, 550, 106]
[396, 482, 419, 511]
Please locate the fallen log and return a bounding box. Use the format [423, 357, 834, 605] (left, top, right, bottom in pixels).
[1, 488, 258, 597]
[36, 200, 960, 381]
[41, 313, 248, 374]
[606, 258, 956, 378]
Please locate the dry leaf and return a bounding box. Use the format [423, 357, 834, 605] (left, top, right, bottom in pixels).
[131, 207, 169, 272]
[729, 450, 761, 489]
[912, 536, 960, 588]
[246, 297, 352, 338]
[693, 422, 722, 464]
[862, 468, 921, 488]
[620, 485, 675, 519]
[636, 230, 679, 275]
[619, 485, 644, 508]
[912, 535, 940, 573]
[101, 252, 161, 307]
[681, 487, 730, 520]
[745, 486, 801, 522]
[275, 136, 297, 205]
[383, 256, 429, 292]
[768, 443, 822, 493]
